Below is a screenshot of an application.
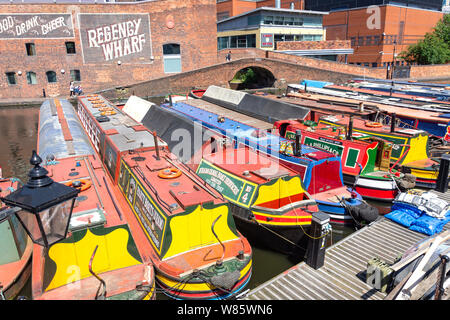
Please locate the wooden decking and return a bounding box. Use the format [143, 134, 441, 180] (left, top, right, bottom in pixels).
[243, 198, 450, 300]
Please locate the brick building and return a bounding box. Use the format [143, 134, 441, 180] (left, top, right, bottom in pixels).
[217, 0, 305, 21]
[0, 0, 218, 99]
[322, 4, 444, 67]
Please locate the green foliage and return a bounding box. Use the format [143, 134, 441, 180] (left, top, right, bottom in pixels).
[231, 68, 257, 84]
[399, 14, 450, 65]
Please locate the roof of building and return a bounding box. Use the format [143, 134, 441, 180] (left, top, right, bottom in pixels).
[217, 6, 328, 25]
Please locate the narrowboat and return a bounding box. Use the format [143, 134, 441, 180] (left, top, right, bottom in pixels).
[32, 98, 156, 300]
[77, 94, 252, 300]
[0, 178, 33, 300]
[273, 118, 416, 201]
[160, 100, 379, 225]
[286, 83, 450, 143]
[189, 89, 206, 99]
[190, 136, 322, 255]
[318, 114, 439, 188]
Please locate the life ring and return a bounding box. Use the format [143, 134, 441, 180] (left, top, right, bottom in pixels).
[158, 167, 182, 179]
[365, 121, 383, 128]
[101, 111, 116, 116]
[64, 179, 92, 192]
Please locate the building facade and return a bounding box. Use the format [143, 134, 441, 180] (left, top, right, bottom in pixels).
[217, 0, 306, 20]
[323, 4, 444, 67]
[0, 0, 218, 99]
[217, 7, 327, 51]
[304, 0, 444, 12]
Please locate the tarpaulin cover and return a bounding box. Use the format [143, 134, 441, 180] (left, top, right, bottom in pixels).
[141, 104, 215, 163]
[386, 201, 450, 235]
[201, 85, 310, 123]
[38, 99, 94, 161]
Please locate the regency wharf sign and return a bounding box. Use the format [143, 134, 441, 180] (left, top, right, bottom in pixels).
[0, 14, 74, 39]
[78, 13, 152, 64]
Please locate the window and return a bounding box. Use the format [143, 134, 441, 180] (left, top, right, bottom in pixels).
[218, 37, 229, 50]
[26, 71, 37, 84]
[46, 71, 57, 83]
[163, 43, 181, 73]
[25, 43, 36, 56]
[357, 36, 364, 46]
[5, 72, 16, 85]
[263, 15, 273, 25]
[365, 36, 372, 46]
[350, 37, 356, 46]
[274, 16, 284, 25]
[293, 18, 303, 26]
[70, 69, 81, 82]
[65, 42, 76, 54]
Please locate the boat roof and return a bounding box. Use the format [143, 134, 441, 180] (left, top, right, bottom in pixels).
[44, 155, 124, 231]
[77, 95, 224, 216]
[78, 95, 167, 152]
[319, 114, 426, 137]
[120, 148, 224, 215]
[166, 101, 333, 159]
[201, 147, 298, 185]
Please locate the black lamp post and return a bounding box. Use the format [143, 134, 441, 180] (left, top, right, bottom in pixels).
[0, 150, 79, 248]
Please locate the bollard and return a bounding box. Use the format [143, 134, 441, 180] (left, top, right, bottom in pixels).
[295, 130, 302, 156]
[435, 153, 450, 193]
[347, 116, 353, 140]
[306, 211, 330, 270]
[390, 113, 396, 133]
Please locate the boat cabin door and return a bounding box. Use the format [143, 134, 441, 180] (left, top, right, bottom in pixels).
[376, 141, 392, 171]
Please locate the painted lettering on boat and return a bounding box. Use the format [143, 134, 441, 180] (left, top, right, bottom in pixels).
[196, 160, 256, 207]
[118, 160, 166, 253]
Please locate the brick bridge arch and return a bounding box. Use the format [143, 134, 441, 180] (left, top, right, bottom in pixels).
[100, 55, 386, 100]
[229, 63, 277, 88]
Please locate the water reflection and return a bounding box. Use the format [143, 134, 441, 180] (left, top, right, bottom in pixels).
[0, 105, 40, 182]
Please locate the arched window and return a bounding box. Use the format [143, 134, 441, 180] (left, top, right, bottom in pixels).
[163, 43, 181, 73]
[46, 71, 57, 83]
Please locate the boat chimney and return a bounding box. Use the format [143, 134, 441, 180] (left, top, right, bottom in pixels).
[358, 102, 364, 112]
[153, 131, 160, 160]
[347, 115, 353, 140]
[295, 130, 302, 156]
[390, 113, 396, 133]
[275, 0, 281, 8]
[169, 94, 173, 106]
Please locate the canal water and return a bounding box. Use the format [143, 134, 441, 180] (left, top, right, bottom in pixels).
[0, 103, 391, 300]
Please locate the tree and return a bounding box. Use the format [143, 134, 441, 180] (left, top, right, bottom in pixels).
[399, 15, 450, 65]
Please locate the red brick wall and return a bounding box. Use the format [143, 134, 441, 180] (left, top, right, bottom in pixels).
[276, 40, 351, 51]
[0, 0, 218, 99]
[323, 5, 444, 66]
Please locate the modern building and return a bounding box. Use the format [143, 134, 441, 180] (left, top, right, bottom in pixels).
[322, 4, 444, 67]
[0, 0, 218, 99]
[217, 7, 327, 51]
[217, 0, 306, 21]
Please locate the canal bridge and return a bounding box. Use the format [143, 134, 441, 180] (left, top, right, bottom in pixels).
[99, 49, 388, 101]
[99, 48, 449, 101]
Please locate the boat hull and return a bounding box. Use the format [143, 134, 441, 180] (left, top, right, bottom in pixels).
[2, 257, 31, 300]
[354, 176, 399, 202]
[155, 258, 252, 300]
